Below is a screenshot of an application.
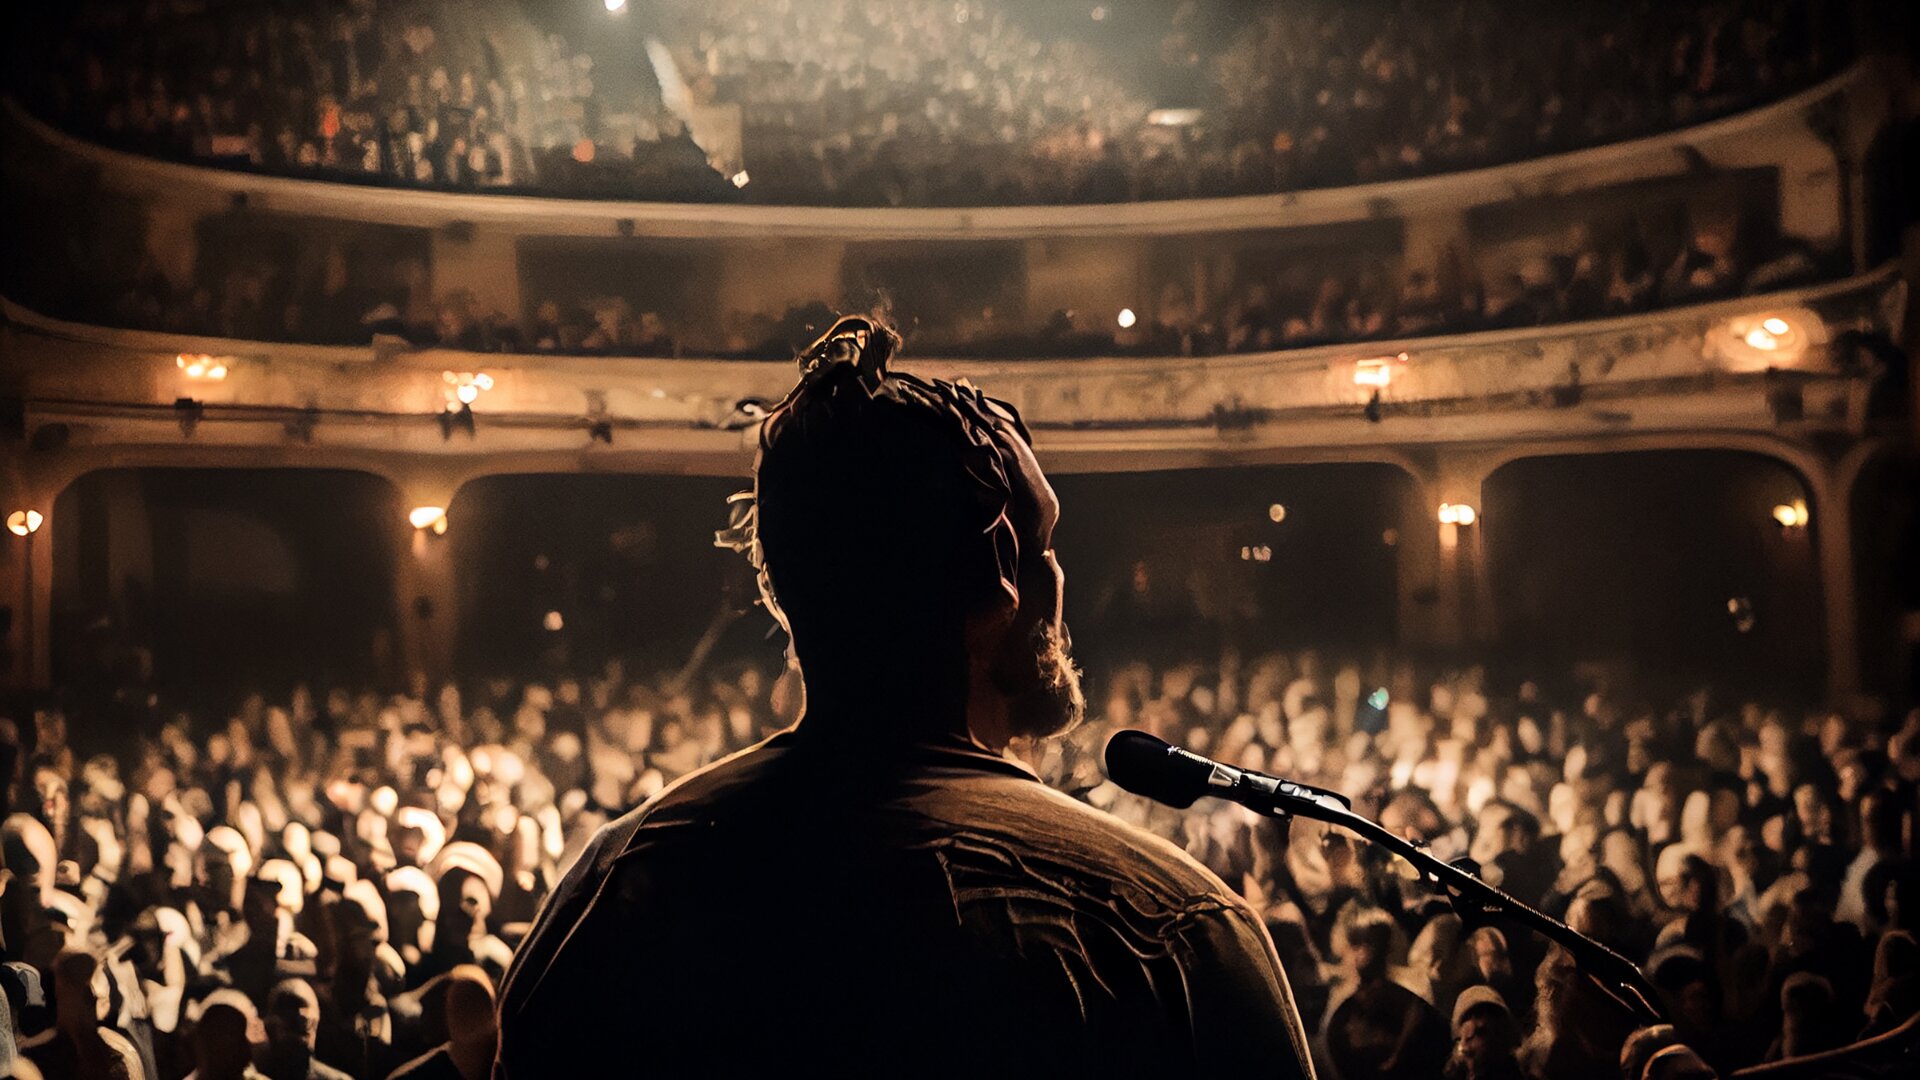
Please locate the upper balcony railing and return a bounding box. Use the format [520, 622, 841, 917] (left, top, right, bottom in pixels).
[2, 265, 1901, 476]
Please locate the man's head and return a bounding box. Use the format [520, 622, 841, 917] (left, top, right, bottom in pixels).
[194, 996, 261, 1080]
[1450, 986, 1517, 1076]
[265, 978, 321, 1055]
[743, 316, 1083, 746]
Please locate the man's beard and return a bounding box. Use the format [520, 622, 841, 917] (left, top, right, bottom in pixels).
[989, 619, 1085, 740]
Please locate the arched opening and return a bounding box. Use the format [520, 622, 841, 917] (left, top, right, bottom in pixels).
[1050, 463, 1416, 669]
[50, 468, 403, 705]
[448, 473, 775, 681]
[1483, 450, 1823, 700]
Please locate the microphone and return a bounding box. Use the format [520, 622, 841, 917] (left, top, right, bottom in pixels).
[1103, 730, 1351, 817]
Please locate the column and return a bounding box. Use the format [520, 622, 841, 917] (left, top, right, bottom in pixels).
[0, 461, 59, 690]
[384, 465, 467, 684]
[1812, 456, 1863, 702]
[1400, 451, 1500, 653]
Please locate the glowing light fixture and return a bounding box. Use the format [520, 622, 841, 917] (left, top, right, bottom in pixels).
[6, 510, 43, 536]
[1353, 352, 1407, 388]
[543, 610, 565, 632]
[604, 0, 627, 12]
[1715, 311, 1820, 371]
[442, 371, 493, 412]
[731, 171, 750, 188]
[1438, 503, 1477, 526]
[1116, 308, 1137, 329]
[177, 353, 231, 381]
[1771, 500, 1809, 528]
[409, 506, 448, 534]
[1146, 108, 1204, 127]
[1268, 503, 1287, 524]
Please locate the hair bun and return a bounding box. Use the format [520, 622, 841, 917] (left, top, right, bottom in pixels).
[797, 314, 900, 387]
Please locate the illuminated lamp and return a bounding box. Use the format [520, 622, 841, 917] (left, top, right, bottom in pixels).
[409, 506, 448, 535]
[1770, 500, 1809, 528]
[605, 0, 627, 10]
[1147, 108, 1204, 127]
[1438, 503, 1477, 526]
[1352, 353, 1407, 389]
[544, 611, 565, 631]
[1714, 311, 1822, 372]
[6, 510, 43, 536]
[177, 353, 231, 381]
[1268, 503, 1287, 524]
[1116, 308, 1137, 329]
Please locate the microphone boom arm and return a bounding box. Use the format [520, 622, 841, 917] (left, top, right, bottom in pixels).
[1262, 783, 1666, 1027]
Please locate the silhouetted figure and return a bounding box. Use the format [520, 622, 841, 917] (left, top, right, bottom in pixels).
[495, 317, 1314, 1077]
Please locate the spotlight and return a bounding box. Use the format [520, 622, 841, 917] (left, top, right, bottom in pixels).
[6, 510, 43, 537]
[409, 506, 448, 535]
[1116, 308, 1137, 329]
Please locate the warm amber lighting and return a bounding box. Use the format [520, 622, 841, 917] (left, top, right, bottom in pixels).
[409, 506, 448, 534]
[543, 611, 566, 632]
[6, 510, 43, 536]
[1438, 503, 1477, 526]
[1268, 503, 1287, 524]
[441, 371, 494, 412]
[1116, 308, 1137, 329]
[1771, 500, 1809, 528]
[1716, 311, 1819, 371]
[177, 353, 231, 381]
[1352, 353, 1407, 388]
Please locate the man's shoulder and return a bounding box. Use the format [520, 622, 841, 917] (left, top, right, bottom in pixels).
[909, 765, 1249, 912]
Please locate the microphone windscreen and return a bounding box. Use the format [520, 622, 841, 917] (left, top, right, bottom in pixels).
[1103, 729, 1213, 809]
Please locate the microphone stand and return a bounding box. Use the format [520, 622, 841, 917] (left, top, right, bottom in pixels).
[1262, 784, 1666, 1027]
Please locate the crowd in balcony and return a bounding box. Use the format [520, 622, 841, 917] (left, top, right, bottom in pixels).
[8, 0, 1848, 207]
[64, 205, 1834, 361]
[2, 636, 1915, 1077]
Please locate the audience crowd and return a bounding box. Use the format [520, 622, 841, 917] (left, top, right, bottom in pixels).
[11, 0, 1849, 206]
[73, 210, 1830, 362]
[0, 641, 1914, 1078]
